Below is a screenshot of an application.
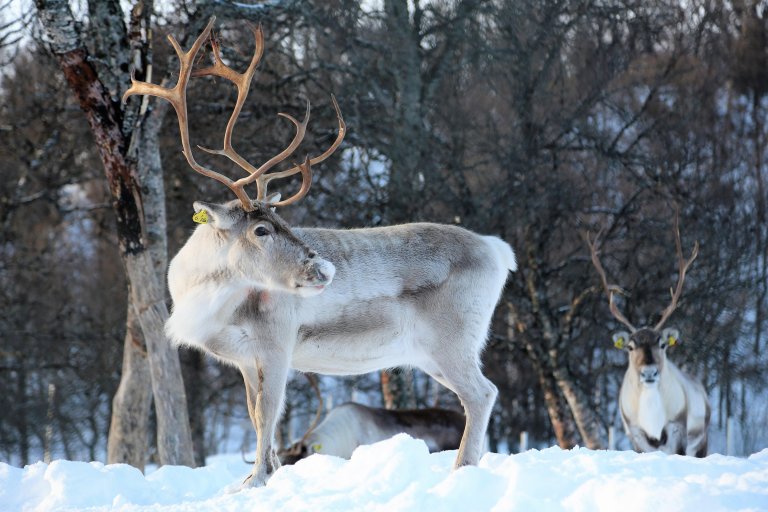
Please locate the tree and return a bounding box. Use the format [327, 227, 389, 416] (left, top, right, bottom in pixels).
[34, 0, 194, 467]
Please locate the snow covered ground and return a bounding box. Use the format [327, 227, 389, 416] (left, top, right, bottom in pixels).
[2, 434, 767, 512]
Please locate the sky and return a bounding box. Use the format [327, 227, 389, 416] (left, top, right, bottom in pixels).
[2, 434, 767, 512]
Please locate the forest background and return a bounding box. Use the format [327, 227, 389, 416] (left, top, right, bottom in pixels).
[1, 0, 766, 469]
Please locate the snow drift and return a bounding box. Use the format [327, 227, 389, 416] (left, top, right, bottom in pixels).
[1, 434, 766, 511]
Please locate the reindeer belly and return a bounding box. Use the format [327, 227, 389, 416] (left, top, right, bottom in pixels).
[292, 299, 421, 375]
[292, 328, 416, 375]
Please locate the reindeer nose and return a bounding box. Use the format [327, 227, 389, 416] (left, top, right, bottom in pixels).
[640, 366, 659, 382]
[312, 259, 336, 286]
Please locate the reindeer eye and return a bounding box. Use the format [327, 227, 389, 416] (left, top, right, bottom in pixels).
[254, 225, 269, 237]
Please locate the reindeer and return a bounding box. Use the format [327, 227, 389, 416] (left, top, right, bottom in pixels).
[586, 214, 710, 457]
[278, 402, 465, 464]
[124, 18, 515, 487]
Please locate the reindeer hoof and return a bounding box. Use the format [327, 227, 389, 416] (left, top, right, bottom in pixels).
[241, 472, 267, 489]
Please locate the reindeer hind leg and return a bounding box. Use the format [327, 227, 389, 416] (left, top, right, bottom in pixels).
[423, 354, 497, 468]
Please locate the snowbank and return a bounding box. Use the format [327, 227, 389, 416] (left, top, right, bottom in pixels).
[1, 435, 767, 511]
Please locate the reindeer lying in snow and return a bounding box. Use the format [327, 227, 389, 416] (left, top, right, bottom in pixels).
[587, 214, 710, 457]
[279, 402, 465, 464]
[125, 18, 515, 487]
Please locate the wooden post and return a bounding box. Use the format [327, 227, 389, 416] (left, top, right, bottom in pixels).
[44, 383, 55, 463]
[726, 416, 736, 456]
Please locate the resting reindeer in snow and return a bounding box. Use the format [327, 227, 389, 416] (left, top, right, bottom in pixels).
[124, 18, 515, 487]
[587, 219, 710, 457]
[279, 402, 465, 464]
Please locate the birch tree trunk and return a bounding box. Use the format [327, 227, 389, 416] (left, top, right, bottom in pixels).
[534, 362, 579, 449]
[520, 332, 580, 449]
[550, 364, 605, 449]
[35, 0, 194, 466]
[108, 308, 152, 468]
[508, 301, 579, 448]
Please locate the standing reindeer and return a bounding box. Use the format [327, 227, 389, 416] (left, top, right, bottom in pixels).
[124, 18, 516, 487]
[587, 215, 710, 457]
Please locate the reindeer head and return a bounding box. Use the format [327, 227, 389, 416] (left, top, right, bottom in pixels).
[612, 327, 680, 385]
[278, 441, 311, 465]
[586, 208, 698, 386]
[192, 199, 335, 297]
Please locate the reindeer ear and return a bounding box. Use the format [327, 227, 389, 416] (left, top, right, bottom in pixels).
[192, 201, 239, 230]
[264, 192, 282, 211]
[612, 331, 630, 350]
[661, 327, 680, 346]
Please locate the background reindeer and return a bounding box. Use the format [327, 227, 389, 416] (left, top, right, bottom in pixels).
[278, 401, 465, 464]
[587, 213, 710, 457]
[124, 18, 515, 487]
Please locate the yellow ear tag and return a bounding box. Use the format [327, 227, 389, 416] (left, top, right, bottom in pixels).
[192, 210, 208, 224]
[614, 337, 625, 349]
[668, 336, 677, 346]
[312, 443, 322, 453]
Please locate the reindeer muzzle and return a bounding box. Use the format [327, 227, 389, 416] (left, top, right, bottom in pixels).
[296, 258, 335, 296]
[640, 366, 659, 384]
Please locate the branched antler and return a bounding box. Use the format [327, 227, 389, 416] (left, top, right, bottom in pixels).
[654, 208, 699, 330]
[122, 16, 345, 210]
[585, 230, 637, 332]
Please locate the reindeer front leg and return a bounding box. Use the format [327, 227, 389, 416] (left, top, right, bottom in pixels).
[627, 425, 662, 453]
[663, 421, 685, 455]
[627, 422, 685, 455]
[240, 357, 289, 488]
[685, 427, 708, 457]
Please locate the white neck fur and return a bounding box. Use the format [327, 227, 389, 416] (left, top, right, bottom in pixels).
[636, 385, 666, 440]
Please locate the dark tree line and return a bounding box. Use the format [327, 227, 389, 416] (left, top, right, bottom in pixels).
[0, 0, 766, 467]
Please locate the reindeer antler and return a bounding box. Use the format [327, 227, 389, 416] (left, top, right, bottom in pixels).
[585, 230, 637, 332]
[654, 208, 699, 330]
[122, 17, 346, 211]
[254, 95, 345, 206]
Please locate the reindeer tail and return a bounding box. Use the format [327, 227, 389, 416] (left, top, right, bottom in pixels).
[484, 236, 517, 272]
